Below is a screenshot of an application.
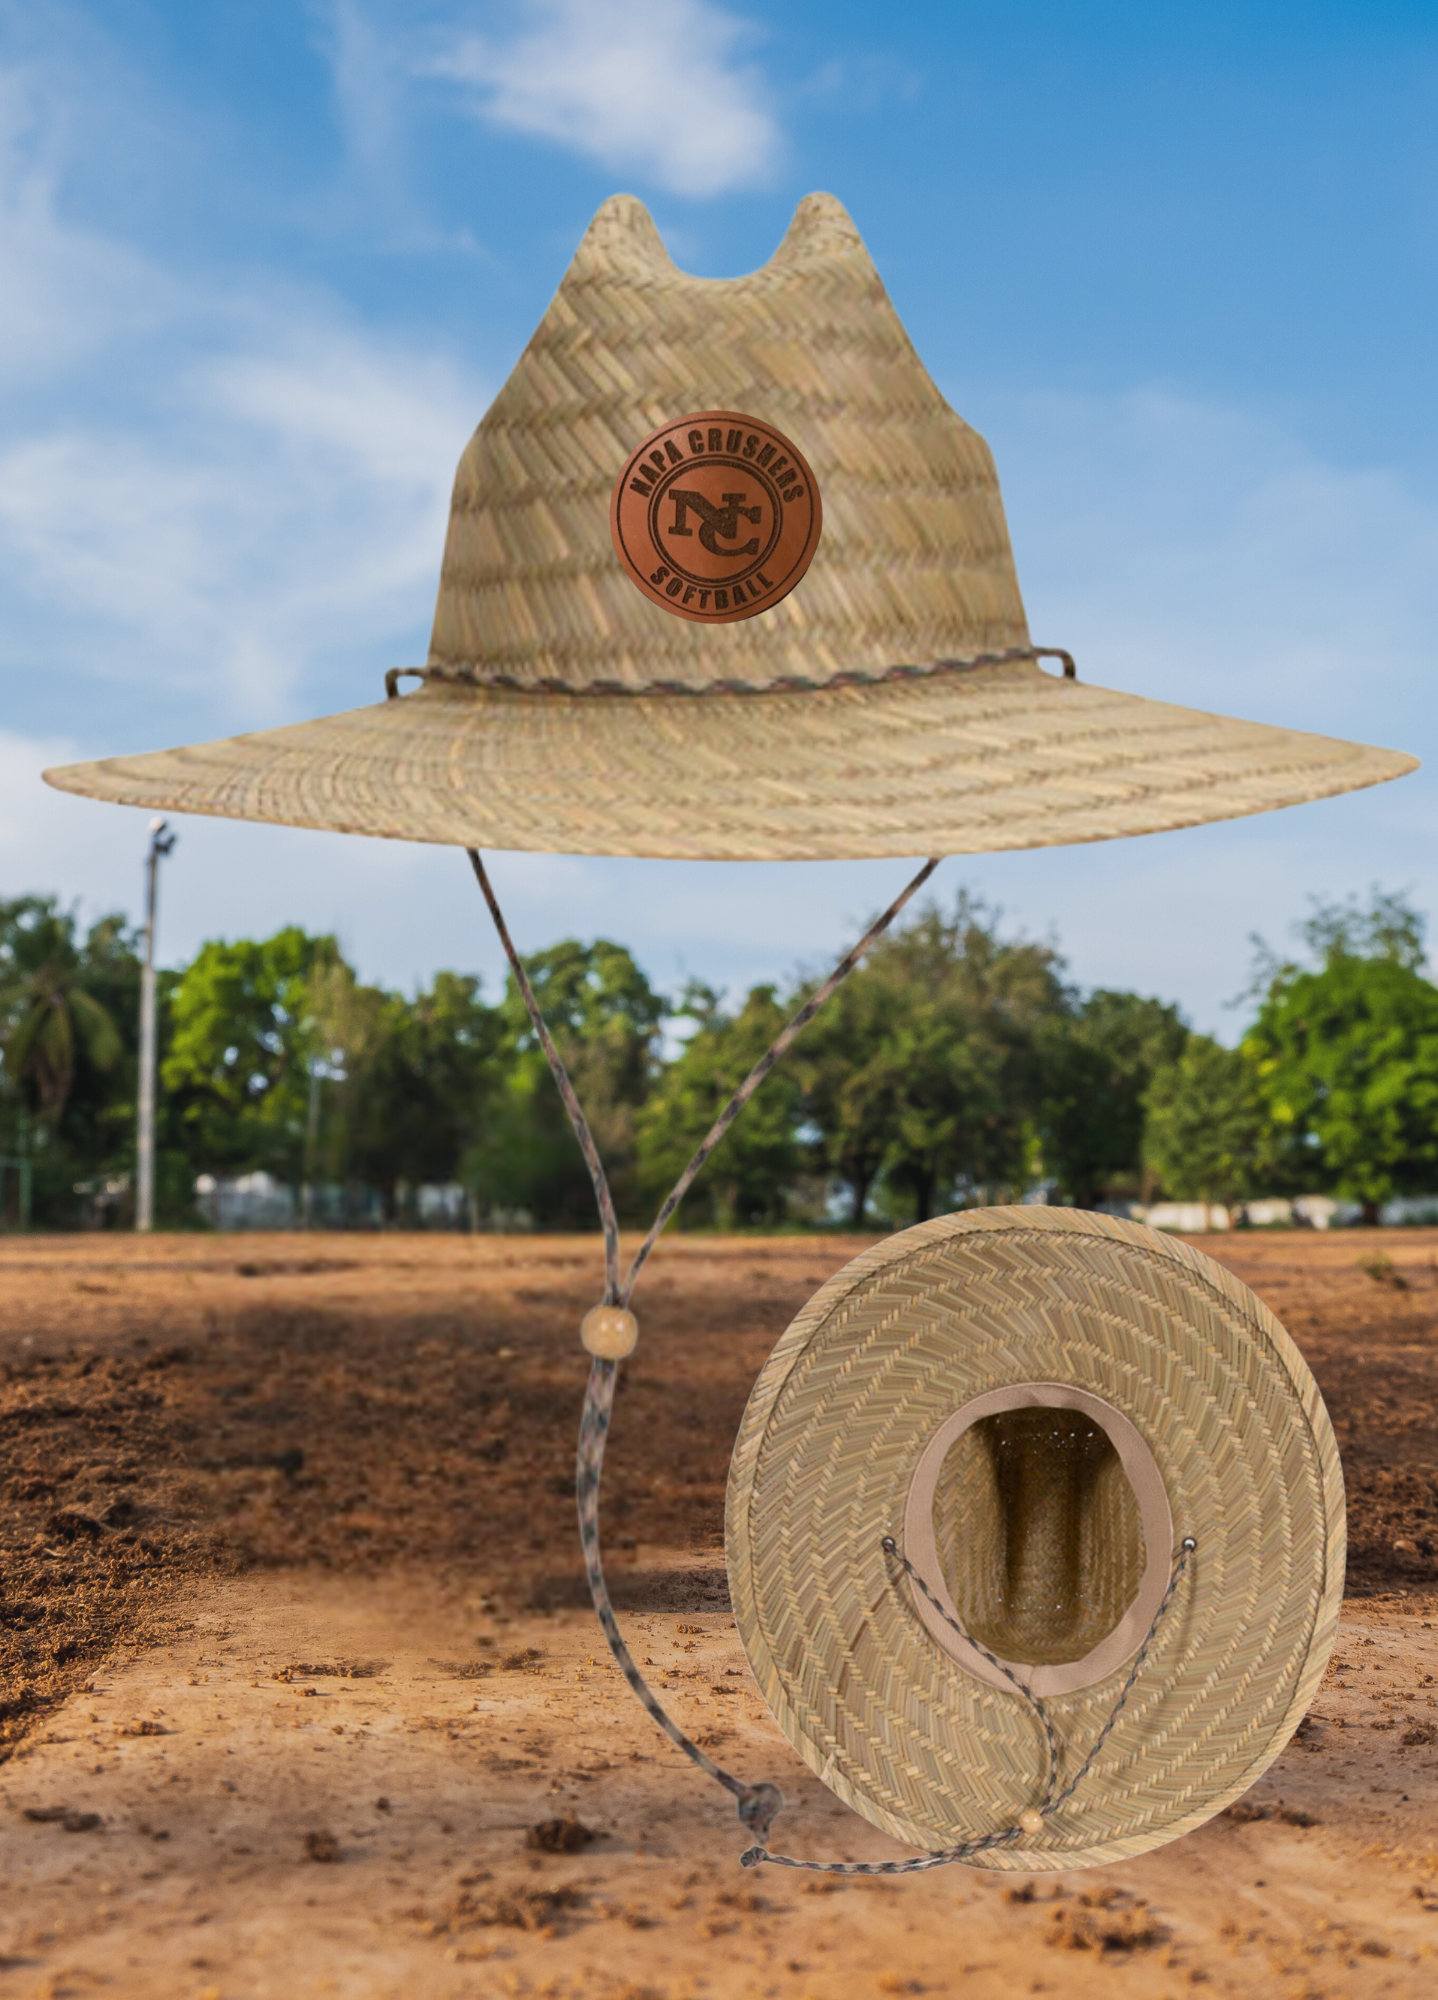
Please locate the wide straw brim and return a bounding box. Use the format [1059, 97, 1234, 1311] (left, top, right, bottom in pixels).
[43, 661, 1414, 862]
[726, 1208, 1344, 1870]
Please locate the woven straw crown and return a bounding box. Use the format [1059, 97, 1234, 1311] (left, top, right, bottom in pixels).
[428, 190, 1029, 692]
[43, 194, 1415, 858]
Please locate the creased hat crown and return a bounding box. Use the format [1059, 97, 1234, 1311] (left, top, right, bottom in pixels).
[428, 193, 1031, 693]
[42, 192, 1416, 861]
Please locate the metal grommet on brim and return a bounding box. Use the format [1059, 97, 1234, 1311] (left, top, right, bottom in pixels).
[726, 1207, 1345, 1871]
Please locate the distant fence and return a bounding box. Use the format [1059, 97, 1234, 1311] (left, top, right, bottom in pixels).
[188, 1175, 1438, 1234]
[193, 1174, 496, 1232]
[1119, 1195, 1438, 1232]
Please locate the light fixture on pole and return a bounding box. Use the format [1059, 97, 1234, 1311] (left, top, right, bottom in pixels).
[136, 816, 177, 1233]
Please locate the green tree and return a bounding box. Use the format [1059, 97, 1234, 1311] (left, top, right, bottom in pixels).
[345, 972, 502, 1219]
[0, 898, 145, 1224]
[1297, 886, 1425, 975]
[803, 897, 1065, 1226]
[794, 964, 903, 1227]
[162, 926, 338, 1183]
[1237, 887, 1438, 1224]
[635, 984, 801, 1228]
[0, 897, 124, 1127]
[467, 939, 666, 1225]
[295, 954, 392, 1213]
[1143, 1035, 1272, 1214]
[1039, 991, 1190, 1208]
[1245, 957, 1438, 1225]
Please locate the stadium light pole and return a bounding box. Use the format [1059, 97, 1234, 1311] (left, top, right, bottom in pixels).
[136, 816, 177, 1232]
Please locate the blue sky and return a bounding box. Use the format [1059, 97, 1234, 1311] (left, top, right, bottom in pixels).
[2, 0, 1435, 1030]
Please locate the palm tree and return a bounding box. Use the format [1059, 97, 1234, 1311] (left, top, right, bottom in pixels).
[0, 900, 123, 1127]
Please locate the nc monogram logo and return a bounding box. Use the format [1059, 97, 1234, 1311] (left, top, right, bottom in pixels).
[610, 410, 822, 624]
[666, 490, 762, 559]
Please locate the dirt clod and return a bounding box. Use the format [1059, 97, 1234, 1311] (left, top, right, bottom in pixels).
[456, 1884, 582, 1932]
[500, 1648, 545, 1672]
[525, 1814, 598, 1854]
[304, 1830, 340, 1863]
[48, 1509, 103, 1541]
[1045, 1900, 1164, 1952]
[272, 1660, 380, 1682]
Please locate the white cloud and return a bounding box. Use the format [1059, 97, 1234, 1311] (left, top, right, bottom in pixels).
[310, 0, 467, 251]
[988, 386, 1438, 749]
[0, 29, 483, 735]
[0, 57, 179, 384]
[203, 336, 470, 492]
[321, 0, 402, 183]
[0, 47, 479, 728]
[425, 0, 778, 198]
[0, 327, 477, 724]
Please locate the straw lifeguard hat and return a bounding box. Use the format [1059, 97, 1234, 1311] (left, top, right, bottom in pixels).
[40, 191, 1391, 1875]
[42, 193, 1413, 856]
[727, 1207, 1344, 1869]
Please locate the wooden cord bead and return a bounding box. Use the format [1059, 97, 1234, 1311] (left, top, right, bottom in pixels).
[581, 1305, 639, 1359]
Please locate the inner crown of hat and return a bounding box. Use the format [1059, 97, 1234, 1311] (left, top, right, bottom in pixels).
[933, 1408, 1143, 1667]
[902, 1382, 1173, 1697]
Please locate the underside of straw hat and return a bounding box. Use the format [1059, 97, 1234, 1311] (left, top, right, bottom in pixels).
[42, 192, 1415, 856]
[727, 1208, 1345, 1869]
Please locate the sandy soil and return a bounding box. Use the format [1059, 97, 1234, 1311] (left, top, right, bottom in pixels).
[2, 1225, 1437, 1997]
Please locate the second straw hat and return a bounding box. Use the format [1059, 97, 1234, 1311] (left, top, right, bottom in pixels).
[727, 1207, 1344, 1869]
[43, 194, 1414, 857]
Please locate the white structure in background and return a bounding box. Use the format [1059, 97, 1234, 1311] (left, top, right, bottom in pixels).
[1291, 1197, 1341, 1229]
[1127, 1194, 1438, 1231]
[194, 1172, 297, 1231]
[1371, 1194, 1438, 1225]
[1134, 1202, 1230, 1232]
[193, 1175, 479, 1230]
[1134, 1198, 1324, 1231]
[416, 1184, 471, 1227]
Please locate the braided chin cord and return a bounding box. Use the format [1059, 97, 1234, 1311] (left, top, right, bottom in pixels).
[739, 1534, 1197, 1873]
[466, 845, 1195, 1872]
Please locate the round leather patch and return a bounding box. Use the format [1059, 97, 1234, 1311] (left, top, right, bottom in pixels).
[610, 411, 822, 623]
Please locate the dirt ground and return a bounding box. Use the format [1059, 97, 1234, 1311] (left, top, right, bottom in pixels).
[2, 1225, 1437, 1998]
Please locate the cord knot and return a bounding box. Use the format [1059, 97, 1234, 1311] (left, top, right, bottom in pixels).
[737, 1782, 784, 1839]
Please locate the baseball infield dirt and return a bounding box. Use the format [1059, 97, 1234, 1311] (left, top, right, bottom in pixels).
[1, 1226, 1436, 1998]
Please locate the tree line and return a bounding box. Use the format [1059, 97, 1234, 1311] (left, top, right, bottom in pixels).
[1, 884, 1435, 1231]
